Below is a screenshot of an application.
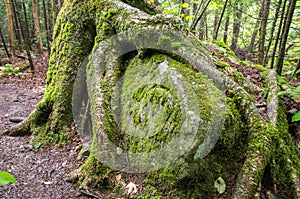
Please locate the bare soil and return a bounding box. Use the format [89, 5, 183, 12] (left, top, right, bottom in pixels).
[0, 54, 89, 199]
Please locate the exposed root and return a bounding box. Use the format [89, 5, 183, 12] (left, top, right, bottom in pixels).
[266, 69, 279, 124]
[2, 108, 39, 136]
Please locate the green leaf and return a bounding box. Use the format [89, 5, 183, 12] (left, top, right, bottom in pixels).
[150, 0, 154, 3]
[116, 147, 123, 155]
[185, 15, 195, 21]
[294, 86, 300, 93]
[297, 142, 300, 149]
[214, 177, 226, 194]
[34, 143, 42, 149]
[0, 171, 16, 186]
[182, 2, 189, 8]
[292, 111, 300, 122]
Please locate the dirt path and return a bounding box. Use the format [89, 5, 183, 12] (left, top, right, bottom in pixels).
[0, 55, 89, 198]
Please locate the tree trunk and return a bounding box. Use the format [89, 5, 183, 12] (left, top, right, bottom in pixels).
[275, 0, 297, 75]
[11, 0, 22, 51]
[32, 0, 43, 52]
[223, 13, 230, 44]
[42, 0, 50, 53]
[0, 27, 11, 59]
[21, 1, 32, 51]
[270, 0, 287, 69]
[263, 0, 282, 66]
[14, 0, 34, 72]
[294, 55, 300, 77]
[214, 0, 229, 40]
[4, 0, 300, 198]
[190, 0, 213, 31]
[257, 0, 271, 65]
[5, 0, 15, 56]
[231, 2, 243, 52]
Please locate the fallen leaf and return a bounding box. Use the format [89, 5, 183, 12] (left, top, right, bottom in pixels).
[125, 182, 138, 195]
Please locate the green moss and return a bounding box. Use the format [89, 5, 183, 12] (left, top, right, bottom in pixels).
[171, 42, 181, 49]
[218, 61, 230, 68]
[157, 35, 172, 47]
[213, 40, 238, 59]
[270, 100, 300, 198]
[240, 60, 248, 66]
[250, 64, 267, 72]
[150, 54, 165, 64]
[104, 8, 115, 18]
[219, 49, 225, 55]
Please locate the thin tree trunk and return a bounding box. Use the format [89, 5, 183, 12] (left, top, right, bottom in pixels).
[52, 0, 59, 23]
[275, 0, 297, 75]
[42, 0, 51, 53]
[223, 14, 230, 44]
[213, 9, 219, 39]
[14, 3, 35, 72]
[294, 56, 300, 77]
[231, 2, 243, 52]
[270, 0, 287, 69]
[263, 0, 282, 66]
[246, 20, 260, 61]
[21, 1, 32, 51]
[11, 0, 22, 51]
[214, 0, 229, 40]
[246, 0, 264, 61]
[190, 0, 213, 31]
[32, 0, 43, 52]
[257, 0, 271, 65]
[5, 0, 15, 56]
[0, 27, 11, 59]
[47, 0, 53, 37]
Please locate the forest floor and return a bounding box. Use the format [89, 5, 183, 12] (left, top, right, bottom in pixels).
[0, 53, 91, 199]
[0, 50, 299, 199]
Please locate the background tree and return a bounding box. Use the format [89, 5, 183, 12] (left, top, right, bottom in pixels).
[32, 0, 42, 52]
[4, 0, 14, 55]
[275, 0, 297, 75]
[230, 1, 243, 52]
[257, 0, 271, 64]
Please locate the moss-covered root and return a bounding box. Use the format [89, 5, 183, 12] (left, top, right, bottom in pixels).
[2, 100, 51, 136]
[273, 102, 300, 198]
[222, 80, 273, 198]
[65, 155, 111, 191]
[2, 109, 39, 136]
[266, 69, 278, 124]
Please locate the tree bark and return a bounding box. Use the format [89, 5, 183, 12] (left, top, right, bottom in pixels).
[32, 0, 43, 52]
[231, 2, 243, 52]
[257, 0, 271, 65]
[263, 0, 282, 66]
[0, 27, 11, 59]
[214, 0, 229, 40]
[275, 0, 297, 75]
[246, 1, 263, 62]
[270, 0, 287, 69]
[11, 0, 22, 51]
[3, 0, 300, 198]
[42, 0, 51, 53]
[5, 0, 15, 56]
[14, 1, 34, 72]
[223, 13, 230, 44]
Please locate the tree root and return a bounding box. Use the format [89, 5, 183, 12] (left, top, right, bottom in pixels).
[2, 108, 39, 136]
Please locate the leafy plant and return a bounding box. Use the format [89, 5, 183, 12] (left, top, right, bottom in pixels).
[291, 111, 300, 122]
[0, 171, 16, 186]
[214, 176, 226, 194]
[0, 63, 26, 77]
[278, 85, 300, 100]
